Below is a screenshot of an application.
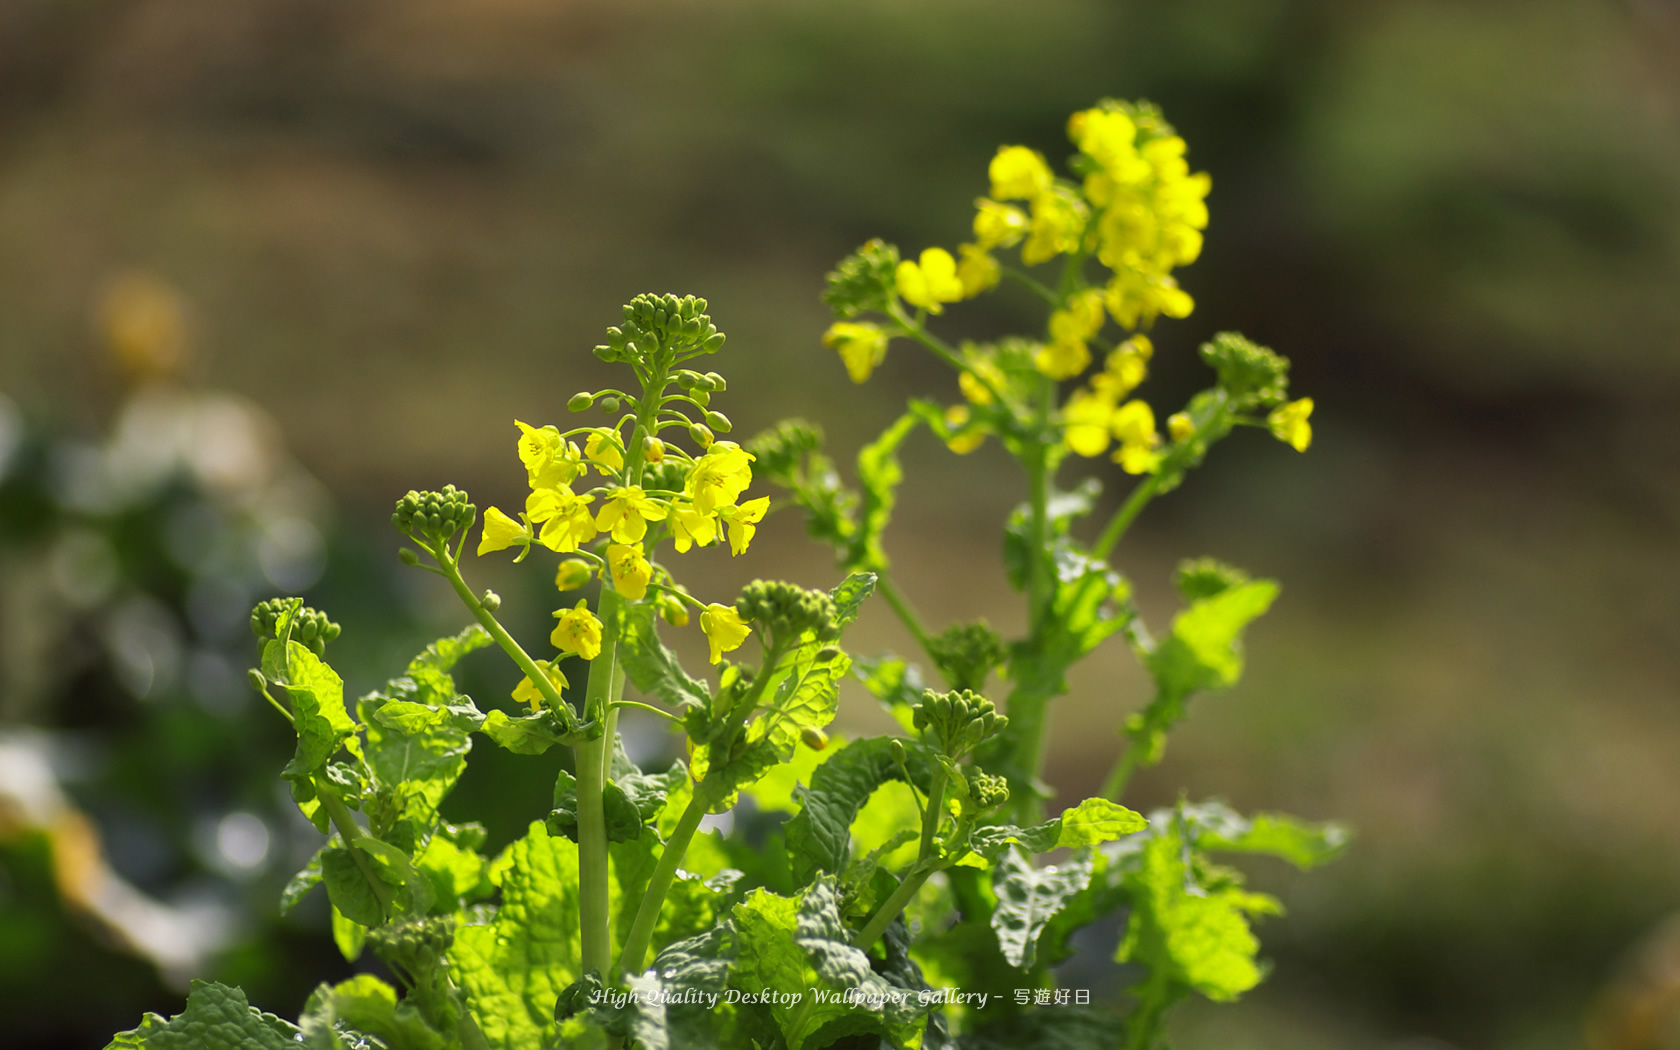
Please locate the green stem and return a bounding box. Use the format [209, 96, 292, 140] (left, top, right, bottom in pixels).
[877, 575, 937, 664]
[434, 550, 573, 724]
[316, 779, 394, 922]
[1100, 742, 1141, 803]
[887, 303, 1011, 413]
[917, 766, 948, 862]
[609, 698, 683, 725]
[852, 863, 938, 951]
[574, 588, 620, 976]
[1093, 474, 1161, 561]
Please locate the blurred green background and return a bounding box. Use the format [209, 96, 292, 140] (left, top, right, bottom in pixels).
[2, 1, 1679, 1047]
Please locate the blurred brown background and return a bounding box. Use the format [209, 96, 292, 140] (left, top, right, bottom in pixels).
[2, 1, 1680, 1048]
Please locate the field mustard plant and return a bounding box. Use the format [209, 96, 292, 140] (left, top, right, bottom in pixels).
[107, 105, 1344, 1050]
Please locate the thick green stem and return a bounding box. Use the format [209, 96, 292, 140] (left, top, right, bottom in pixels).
[888, 303, 1012, 413]
[1093, 474, 1161, 561]
[916, 766, 948, 862]
[1100, 742, 1142, 803]
[616, 785, 709, 974]
[574, 587, 622, 977]
[852, 864, 937, 951]
[435, 553, 572, 722]
[877, 575, 937, 664]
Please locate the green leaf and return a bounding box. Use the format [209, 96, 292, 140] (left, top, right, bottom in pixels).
[1117, 826, 1280, 1003]
[364, 718, 471, 828]
[1146, 580, 1279, 698]
[451, 821, 581, 1050]
[280, 849, 324, 914]
[969, 798, 1147, 862]
[549, 772, 644, 844]
[783, 736, 929, 887]
[299, 974, 447, 1050]
[989, 846, 1095, 969]
[265, 634, 356, 783]
[104, 981, 300, 1050]
[845, 412, 918, 573]
[854, 656, 924, 735]
[481, 708, 567, 754]
[1187, 802, 1351, 871]
[416, 833, 490, 903]
[828, 572, 877, 629]
[616, 601, 712, 713]
[321, 846, 388, 928]
[731, 881, 929, 1050]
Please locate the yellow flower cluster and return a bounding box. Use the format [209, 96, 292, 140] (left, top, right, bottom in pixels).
[1061, 336, 1161, 474]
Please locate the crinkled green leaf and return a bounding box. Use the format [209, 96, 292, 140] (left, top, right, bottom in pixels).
[1146, 580, 1278, 698]
[550, 771, 643, 843]
[265, 633, 355, 783]
[1188, 802, 1351, 871]
[969, 798, 1147, 862]
[299, 974, 447, 1050]
[731, 882, 928, 1050]
[364, 718, 470, 827]
[480, 708, 567, 754]
[331, 904, 365, 962]
[451, 821, 581, 1050]
[416, 833, 489, 903]
[280, 848, 324, 915]
[740, 736, 829, 816]
[989, 846, 1095, 969]
[1117, 826, 1280, 1002]
[321, 846, 388, 928]
[105, 980, 300, 1050]
[616, 600, 712, 712]
[846, 413, 918, 573]
[828, 571, 877, 629]
[784, 736, 929, 887]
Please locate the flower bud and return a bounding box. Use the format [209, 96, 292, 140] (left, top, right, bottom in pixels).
[800, 727, 829, 751]
[814, 646, 841, 663]
[657, 592, 690, 627]
[248, 669, 268, 693]
[691, 388, 711, 407]
[398, 547, 421, 567]
[1167, 412, 1194, 442]
[568, 392, 596, 412]
[555, 559, 593, 591]
[702, 372, 726, 392]
[643, 437, 665, 463]
[600, 396, 621, 414]
[890, 738, 907, 765]
[687, 423, 714, 448]
[481, 589, 502, 612]
[703, 410, 732, 434]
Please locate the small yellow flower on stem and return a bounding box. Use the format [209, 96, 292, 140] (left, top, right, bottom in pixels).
[1110, 400, 1161, 475]
[700, 603, 752, 664]
[551, 600, 603, 661]
[896, 248, 965, 314]
[1062, 390, 1113, 457]
[606, 543, 653, 601]
[555, 558, 592, 591]
[1267, 397, 1313, 452]
[943, 404, 985, 455]
[718, 497, 770, 556]
[958, 353, 1007, 406]
[477, 506, 531, 556]
[668, 500, 719, 552]
[1090, 336, 1152, 401]
[584, 430, 624, 474]
[643, 437, 665, 464]
[516, 421, 582, 489]
[988, 146, 1053, 201]
[686, 442, 755, 514]
[528, 488, 598, 553]
[595, 485, 668, 544]
[513, 660, 569, 712]
[1022, 187, 1088, 265]
[1168, 412, 1195, 443]
[1034, 340, 1091, 381]
[823, 322, 889, 384]
[955, 244, 999, 297]
[973, 198, 1029, 250]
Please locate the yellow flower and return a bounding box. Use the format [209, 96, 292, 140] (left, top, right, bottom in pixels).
[1110, 400, 1161, 475]
[955, 243, 999, 297]
[943, 404, 985, 455]
[1022, 187, 1087, 266]
[477, 506, 531, 556]
[988, 146, 1053, 201]
[555, 558, 592, 591]
[1167, 412, 1195, 442]
[1034, 340, 1091, 381]
[668, 500, 719, 552]
[685, 442, 755, 514]
[1062, 390, 1114, 457]
[584, 430, 624, 474]
[595, 485, 668, 544]
[1104, 271, 1193, 331]
[643, 438, 665, 464]
[972, 198, 1029, 250]
[516, 421, 582, 490]
[606, 542, 653, 601]
[823, 322, 889, 384]
[700, 603, 752, 664]
[958, 352, 1007, 406]
[718, 496, 769, 556]
[1069, 108, 1150, 183]
[528, 487, 598, 553]
[551, 600, 603, 661]
[512, 660, 569, 712]
[1267, 398, 1313, 452]
[1089, 337, 1151, 401]
[896, 248, 965, 314]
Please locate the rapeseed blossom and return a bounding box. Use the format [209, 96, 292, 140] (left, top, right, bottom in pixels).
[897, 248, 965, 314]
[606, 543, 652, 601]
[551, 600, 603, 661]
[1268, 398, 1313, 452]
[686, 442, 754, 514]
[700, 603, 752, 664]
[512, 660, 568, 711]
[596, 485, 667, 544]
[824, 322, 889, 384]
[718, 497, 769, 556]
[478, 506, 531, 556]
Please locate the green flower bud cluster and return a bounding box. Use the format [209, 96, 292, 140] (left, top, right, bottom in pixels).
[367, 916, 454, 977]
[746, 419, 823, 484]
[1200, 332, 1290, 409]
[249, 598, 340, 654]
[392, 485, 477, 547]
[734, 579, 839, 643]
[912, 689, 1008, 760]
[965, 768, 1011, 811]
[594, 293, 725, 370]
[1174, 557, 1251, 602]
[927, 620, 1007, 693]
[823, 239, 900, 320]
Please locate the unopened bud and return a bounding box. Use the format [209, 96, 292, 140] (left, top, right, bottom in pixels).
[688, 424, 714, 448]
[556, 559, 592, 591]
[703, 411, 732, 434]
[814, 646, 840, 663]
[568, 392, 595, 412]
[600, 396, 621, 414]
[800, 727, 829, 751]
[399, 547, 421, 567]
[480, 589, 502, 612]
[702, 372, 726, 392]
[889, 738, 907, 764]
[248, 669, 268, 693]
[1168, 412, 1194, 442]
[658, 592, 690, 627]
[643, 438, 665, 463]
